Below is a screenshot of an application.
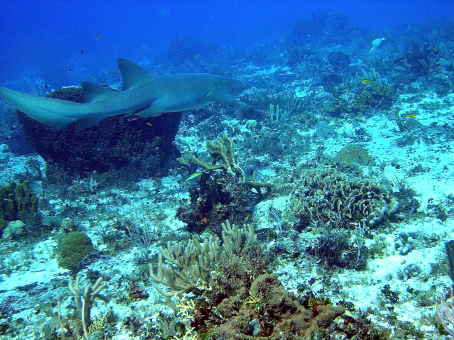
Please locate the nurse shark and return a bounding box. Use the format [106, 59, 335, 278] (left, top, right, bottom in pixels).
[0, 58, 245, 131]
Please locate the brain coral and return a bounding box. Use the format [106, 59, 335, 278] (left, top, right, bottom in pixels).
[335, 144, 375, 165]
[290, 165, 398, 228]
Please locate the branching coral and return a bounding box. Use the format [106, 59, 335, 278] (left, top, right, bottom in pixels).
[149, 221, 259, 303]
[149, 233, 221, 299]
[0, 181, 40, 235]
[67, 276, 109, 340]
[177, 133, 271, 196]
[178, 133, 237, 176]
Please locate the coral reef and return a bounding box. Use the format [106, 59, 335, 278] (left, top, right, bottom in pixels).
[209, 273, 345, 339]
[353, 82, 394, 111]
[57, 231, 94, 270]
[176, 172, 252, 234]
[149, 221, 266, 299]
[327, 51, 351, 71]
[179, 133, 238, 175]
[322, 81, 395, 117]
[177, 133, 271, 233]
[335, 144, 375, 165]
[66, 276, 109, 338]
[149, 222, 376, 339]
[17, 86, 181, 183]
[0, 181, 40, 236]
[289, 165, 398, 229]
[306, 228, 363, 269]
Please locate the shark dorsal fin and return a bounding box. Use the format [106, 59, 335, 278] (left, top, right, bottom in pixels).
[81, 82, 112, 103]
[117, 58, 154, 90]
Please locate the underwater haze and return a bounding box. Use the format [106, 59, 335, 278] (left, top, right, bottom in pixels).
[1, 0, 454, 89]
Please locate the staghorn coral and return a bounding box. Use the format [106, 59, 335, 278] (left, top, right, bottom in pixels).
[289, 165, 398, 229]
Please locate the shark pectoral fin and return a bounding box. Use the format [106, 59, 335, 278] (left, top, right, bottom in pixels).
[203, 90, 237, 105]
[81, 82, 113, 102]
[52, 118, 78, 132]
[134, 105, 166, 117]
[117, 58, 156, 90]
[75, 116, 105, 130]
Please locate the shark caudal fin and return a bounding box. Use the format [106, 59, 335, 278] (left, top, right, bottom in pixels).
[0, 86, 79, 131]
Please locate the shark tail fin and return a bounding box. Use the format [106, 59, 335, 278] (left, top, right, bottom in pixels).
[0, 86, 78, 131]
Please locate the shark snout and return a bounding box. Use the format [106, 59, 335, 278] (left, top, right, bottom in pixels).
[231, 79, 247, 95]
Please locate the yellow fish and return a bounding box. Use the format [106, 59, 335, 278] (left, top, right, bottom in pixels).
[95, 34, 102, 40]
[186, 172, 203, 181]
[404, 114, 416, 118]
[362, 79, 372, 84]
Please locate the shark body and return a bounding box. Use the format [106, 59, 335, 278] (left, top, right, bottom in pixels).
[0, 58, 245, 131]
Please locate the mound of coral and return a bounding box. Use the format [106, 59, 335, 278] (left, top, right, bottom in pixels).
[17, 87, 181, 183]
[289, 165, 399, 229]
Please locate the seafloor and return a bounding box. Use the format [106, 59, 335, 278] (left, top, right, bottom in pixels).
[1, 15, 454, 340]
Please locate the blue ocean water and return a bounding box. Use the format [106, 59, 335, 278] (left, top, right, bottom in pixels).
[1, 1, 454, 339]
[1, 0, 453, 88]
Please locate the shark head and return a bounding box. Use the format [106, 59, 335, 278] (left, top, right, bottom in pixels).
[216, 77, 247, 95]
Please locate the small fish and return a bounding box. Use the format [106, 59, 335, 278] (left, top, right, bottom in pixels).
[404, 114, 416, 118]
[68, 68, 72, 72]
[370, 36, 386, 52]
[108, 70, 116, 75]
[95, 34, 102, 40]
[146, 122, 153, 127]
[80, 49, 84, 54]
[362, 79, 372, 84]
[186, 172, 203, 181]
